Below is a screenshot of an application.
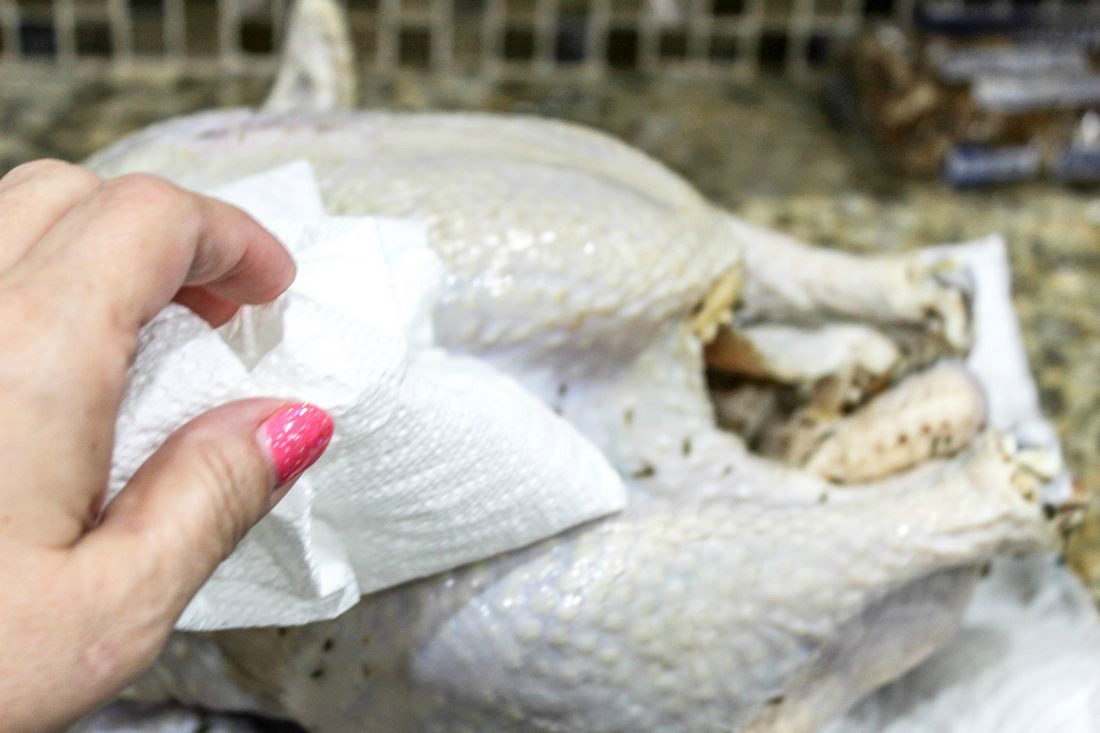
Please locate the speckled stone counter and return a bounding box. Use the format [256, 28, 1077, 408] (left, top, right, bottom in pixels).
[3, 67, 1099, 592]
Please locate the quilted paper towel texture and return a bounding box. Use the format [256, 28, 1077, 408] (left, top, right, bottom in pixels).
[108, 162, 627, 631]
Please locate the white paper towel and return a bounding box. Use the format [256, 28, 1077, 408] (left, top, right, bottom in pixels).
[108, 162, 627, 631]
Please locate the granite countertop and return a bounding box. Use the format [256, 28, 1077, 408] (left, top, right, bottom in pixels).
[2, 67, 1099, 592]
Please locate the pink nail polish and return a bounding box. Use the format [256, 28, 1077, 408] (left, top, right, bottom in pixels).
[262, 403, 334, 485]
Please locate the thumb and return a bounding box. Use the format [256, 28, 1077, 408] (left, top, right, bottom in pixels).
[77, 399, 334, 624]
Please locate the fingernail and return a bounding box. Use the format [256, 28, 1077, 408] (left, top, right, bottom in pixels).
[261, 402, 334, 486]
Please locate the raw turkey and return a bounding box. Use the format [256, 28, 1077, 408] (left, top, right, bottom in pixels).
[75, 1, 1094, 730]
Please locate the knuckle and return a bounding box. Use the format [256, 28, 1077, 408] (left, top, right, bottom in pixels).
[4, 158, 72, 183]
[2, 158, 101, 192]
[101, 173, 195, 220]
[187, 434, 269, 552]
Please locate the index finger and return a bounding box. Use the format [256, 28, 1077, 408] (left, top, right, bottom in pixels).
[18, 172, 296, 333]
[0, 173, 296, 534]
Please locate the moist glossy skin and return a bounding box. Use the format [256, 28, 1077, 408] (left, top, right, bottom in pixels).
[87, 109, 1063, 732]
[87, 110, 975, 491]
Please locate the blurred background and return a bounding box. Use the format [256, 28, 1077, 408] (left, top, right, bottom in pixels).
[2, 0, 1100, 598]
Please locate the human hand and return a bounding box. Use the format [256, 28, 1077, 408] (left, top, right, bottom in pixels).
[0, 160, 334, 732]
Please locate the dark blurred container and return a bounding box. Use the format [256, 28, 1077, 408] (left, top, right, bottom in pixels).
[835, 3, 1100, 187]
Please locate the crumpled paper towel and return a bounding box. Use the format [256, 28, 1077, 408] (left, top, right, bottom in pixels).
[109, 161, 627, 631]
[827, 236, 1100, 733]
